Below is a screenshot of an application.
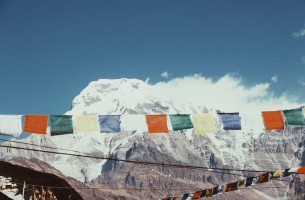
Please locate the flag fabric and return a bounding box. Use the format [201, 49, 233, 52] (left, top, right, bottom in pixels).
[49, 115, 73, 136]
[0, 115, 22, 137]
[303, 107, 305, 119]
[283, 169, 292, 177]
[205, 189, 213, 197]
[240, 112, 264, 132]
[212, 186, 218, 195]
[74, 115, 99, 132]
[261, 111, 284, 130]
[271, 169, 284, 179]
[120, 115, 147, 132]
[192, 113, 216, 134]
[24, 115, 48, 134]
[200, 190, 206, 198]
[181, 193, 191, 200]
[288, 167, 299, 173]
[296, 166, 305, 174]
[238, 179, 245, 187]
[257, 172, 269, 183]
[283, 108, 305, 125]
[145, 114, 169, 133]
[225, 181, 238, 192]
[218, 113, 241, 130]
[169, 114, 193, 131]
[191, 191, 202, 199]
[98, 115, 121, 133]
[217, 185, 225, 194]
[245, 177, 255, 187]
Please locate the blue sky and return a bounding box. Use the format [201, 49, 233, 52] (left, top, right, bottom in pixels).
[0, 0, 305, 115]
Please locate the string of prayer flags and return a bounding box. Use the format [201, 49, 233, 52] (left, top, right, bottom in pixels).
[192, 113, 216, 134]
[145, 114, 168, 133]
[24, 115, 48, 134]
[98, 115, 121, 133]
[282, 108, 305, 125]
[261, 111, 284, 130]
[169, 114, 193, 131]
[218, 113, 241, 130]
[49, 115, 73, 136]
[0, 115, 22, 137]
[74, 115, 99, 132]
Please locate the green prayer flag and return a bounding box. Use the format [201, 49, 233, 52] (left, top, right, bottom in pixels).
[50, 115, 73, 136]
[169, 114, 193, 131]
[283, 108, 305, 125]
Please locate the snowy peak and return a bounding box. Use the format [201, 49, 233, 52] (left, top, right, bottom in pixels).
[68, 78, 178, 115]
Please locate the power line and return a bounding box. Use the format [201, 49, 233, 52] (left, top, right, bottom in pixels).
[0, 141, 271, 174]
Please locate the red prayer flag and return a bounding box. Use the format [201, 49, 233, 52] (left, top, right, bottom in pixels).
[191, 191, 202, 199]
[24, 115, 48, 134]
[261, 111, 284, 130]
[296, 166, 305, 174]
[145, 115, 169, 133]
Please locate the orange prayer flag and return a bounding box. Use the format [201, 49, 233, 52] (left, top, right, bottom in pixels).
[24, 115, 48, 134]
[296, 166, 305, 174]
[145, 114, 169, 133]
[191, 191, 202, 199]
[261, 111, 284, 130]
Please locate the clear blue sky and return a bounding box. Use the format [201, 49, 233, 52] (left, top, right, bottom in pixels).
[0, 0, 305, 114]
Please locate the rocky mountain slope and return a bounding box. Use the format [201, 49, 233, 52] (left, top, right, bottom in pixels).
[1, 78, 305, 199]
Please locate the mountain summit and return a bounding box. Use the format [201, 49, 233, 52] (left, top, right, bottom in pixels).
[2, 78, 305, 199]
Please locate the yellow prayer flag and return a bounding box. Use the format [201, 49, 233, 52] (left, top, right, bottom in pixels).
[192, 114, 216, 134]
[272, 169, 284, 178]
[75, 115, 99, 132]
[303, 107, 305, 118]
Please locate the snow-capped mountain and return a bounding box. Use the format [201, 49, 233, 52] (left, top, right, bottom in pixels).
[2, 78, 305, 200]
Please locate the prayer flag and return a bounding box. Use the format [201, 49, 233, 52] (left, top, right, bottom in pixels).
[240, 112, 264, 132]
[191, 191, 201, 199]
[0, 115, 22, 137]
[49, 115, 73, 136]
[296, 166, 305, 174]
[200, 190, 206, 198]
[261, 111, 284, 130]
[271, 169, 284, 179]
[225, 181, 238, 192]
[217, 185, 225, 194]
[245, 177, 255, 187]
[283, 108, 305, 125]
[24, 115, 48, 134]
[169, 114, 193, 131]
[98, 115, 121, 133]
[288, 167, 299, 173]
[257, 172, 269, 183]
[74, 115, 99, 132]
[218, 113, 241, 130]
[212, 186, 218, 195]
[192, 114, 216, 134]
[238, 180, 245, 187]
[303, 107, 305, 119]
[205, 189, 213, 197]
[283, 169, 292, 177]
[145, 115, 168, 133]
[120, 115, 147, 132]
[181, 193, 190, 200]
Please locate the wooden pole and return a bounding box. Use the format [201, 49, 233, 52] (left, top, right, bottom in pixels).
[22, 181, 26, 200]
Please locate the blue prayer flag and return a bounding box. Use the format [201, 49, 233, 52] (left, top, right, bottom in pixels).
[98, 115, 121, 133]
[218, 113, 241, 130]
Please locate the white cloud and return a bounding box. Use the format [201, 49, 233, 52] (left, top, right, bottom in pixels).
[152, 74, 303, 112]
[302, 56, 305, 64]
[293, 27, 305, 38]
[161, 71, 169, 79]
[298, 78, 305, 86]
[271, 76, 278, 83]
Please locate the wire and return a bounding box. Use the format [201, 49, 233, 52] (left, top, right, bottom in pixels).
[0, 142, 271, 174]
